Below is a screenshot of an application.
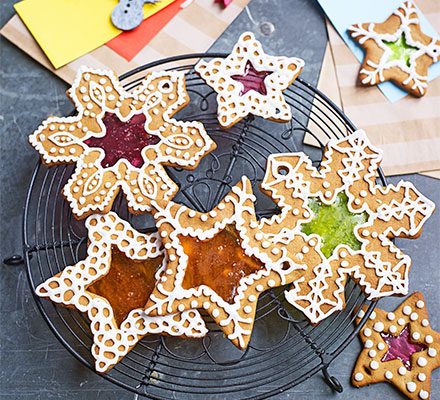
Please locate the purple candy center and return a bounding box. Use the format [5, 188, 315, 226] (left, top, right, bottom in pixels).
[84, 113, 160, 168]
[381, 325, 426, 370]
[231, 61, 271, 96]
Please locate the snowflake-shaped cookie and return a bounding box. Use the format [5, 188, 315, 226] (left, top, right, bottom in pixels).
[195, 31, 304, 128]
[29, 66, 216, 219]
[145, 177, 307, 349]
[258, 130, 434, 324]
[35, 212, 207, 373]
[353, 292, 440, 400]
[348, 1, 440, 97]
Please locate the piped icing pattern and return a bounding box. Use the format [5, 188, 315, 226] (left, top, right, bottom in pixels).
[257, 130, 434, 324]
[29, 66, 216, 219]
[352, 292, 440, 400]
[35, 212, 207, 373]
[145, 177, 306, 350]
[195, 31, 304, 128]
[348, 1, 440, 97]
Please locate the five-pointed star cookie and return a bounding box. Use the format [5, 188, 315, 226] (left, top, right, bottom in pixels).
[145, 176, 306, 349]
[195, 31, 304, 128]
[35, 212, 207, 373]
[29, 66, 216, 219]
[257, 131, 434, 323]
[348, 1, 440, 97]
[352, 292, 440, 400]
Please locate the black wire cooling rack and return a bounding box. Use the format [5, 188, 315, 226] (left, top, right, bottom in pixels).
[21, 54, 386, 399]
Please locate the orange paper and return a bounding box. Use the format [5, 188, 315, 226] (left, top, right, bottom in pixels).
[107, 0, 186, 61]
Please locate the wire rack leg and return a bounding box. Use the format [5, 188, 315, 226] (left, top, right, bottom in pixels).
[322, 366, 343, 393]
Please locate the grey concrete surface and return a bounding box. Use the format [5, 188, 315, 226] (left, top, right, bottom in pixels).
[1, 0, 438, 399]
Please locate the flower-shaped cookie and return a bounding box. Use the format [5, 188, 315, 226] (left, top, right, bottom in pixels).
[36, 212, 207, 373]
[257, 130, 434, 323]
[145, 177, 307, 349]
[195, 31, 304, 128]
[29, 66, 216, 219]
[353, 292, 440, 400]
[348, 1, 440, 97]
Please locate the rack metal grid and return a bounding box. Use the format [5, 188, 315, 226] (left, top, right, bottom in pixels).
[22, 54, 383, 399]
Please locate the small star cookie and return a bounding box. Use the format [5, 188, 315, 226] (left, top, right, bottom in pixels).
[29, 66, 216, 219]
[35, 212, 207, 373]
[353, 292, 440, 400]
[195, 31, 304, 128]
[348, 1, 440, 97]
[257, 130, 434, 323]
[145, 176, 307, 349]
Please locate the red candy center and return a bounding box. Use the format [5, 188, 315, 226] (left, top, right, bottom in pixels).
[85, 112, 160, 168]
[231, 61, 271, 96]
[381, 325, 427, 370]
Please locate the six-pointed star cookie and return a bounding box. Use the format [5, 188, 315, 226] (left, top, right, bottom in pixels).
[145, 176, 305, 349]
[348, 1, 440, 97]
[257, 131, 434, 323]
[29, 66, 216, 219]
[195, 31, 304, 128]
[36, 212, 207, 373]
[352, 292, 440, 400]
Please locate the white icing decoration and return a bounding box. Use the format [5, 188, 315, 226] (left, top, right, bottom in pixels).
[35, 212, 207, 372]
[354, 372, 364, 382]
[195, 31, 304, 128]
[407, 382, 417, 393]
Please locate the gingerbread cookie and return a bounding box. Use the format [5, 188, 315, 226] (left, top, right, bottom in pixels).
[348, 1, 440, 97]
[353, 292, 440, 400]
[195, 31, 304, 128]
[29, 66, 216, 219]
[145, 176, 307, 349]
[35, 212, 207, 372]
[257, 130, 434, 324]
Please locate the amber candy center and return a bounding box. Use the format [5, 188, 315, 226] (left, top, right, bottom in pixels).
[88, 247, 163, 326]
[180, 226, 265, 303]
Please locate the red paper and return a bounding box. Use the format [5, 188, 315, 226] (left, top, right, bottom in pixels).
[106, 0, 185, 61]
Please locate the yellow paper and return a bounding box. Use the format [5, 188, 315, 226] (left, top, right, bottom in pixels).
[14, 0, 176, 69]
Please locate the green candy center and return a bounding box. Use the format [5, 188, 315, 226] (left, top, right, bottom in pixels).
[301, 192, 368, 258]
[383, 34, 418, 67]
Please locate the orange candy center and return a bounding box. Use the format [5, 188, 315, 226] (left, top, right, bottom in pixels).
[180, 226, 264, 303]
[88, 247, 162, 326]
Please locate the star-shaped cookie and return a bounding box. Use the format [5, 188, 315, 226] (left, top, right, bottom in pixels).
[195, 31, 304, 128]
[29, 66, 216, 219]
[35, 212, 207, 372]
[352, 292, 440, 400]
[348, 1, 440, 97]
[145, 176, 306, 349]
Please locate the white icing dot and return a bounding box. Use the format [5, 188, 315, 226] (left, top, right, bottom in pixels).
[363, 328, 372, 337]
[364, 340, 373, 349]
[166, 269, 173, 275]
[99, 78, 106, 85]
[387, 312, 395, 321]
[212, 309, 220, 318]
[160, 276, 167, 283]
[262, 241, 270, 249]
[203, 302, 210, 309]
[268, 279, 276, 287]
[418, 373, 426, 382]
[412, 332, 420, 340]
[340, 250, 347, 258]
[69, 148, 76, 154]
[191, 300, 198, 308]
[389, 325, 397, 334]
[302, 246, 309, 254]
[324, 190, 331, 198]
[188, 210, 196, 218]
[195, 139, 204, 147]
[200, 215, 208, 222]
[309, 239, 316, 247]
[255, 232, 263, 241]
[416, 300, 425, 309]
[105, 86, 113, 93]
[354, 199, 361, 205]
[407, 382, 417, 393]
[244, 306, 252, 314]
[360, 190, 367, 197]
[370, 360, 379, 370]
[79, 86, 87, 94]
[369, 311, 377, 320]
[256, 285, 264, 292]
[108, 94, 115, 101]
[403, 306, 412, 315]
[358, 310, 365, 319]
[86, 103, 93, 110]
[385, 371, 393, 379]
[248, 295, 256, 302]
[354, 372, 364, 382]
[178, 304, 185, 312]
[417, 357, 427, 367]
[373, 322, 384, 332]
[137, 196, 143, 202]
[340, 260, 349, 267]
[218, 203, 225, 210]
[49, 148, 56, 154]
[368, 349, 377, 358]
[428, 348, 437, 357]
[94, 196, 100, 202]
[362, 229, 369, 237]
[322, 181, 330, 189]
[271, 247, 280, 255]
[209, 210, 217, 218]
[425, 335, 433, 344]
[419, 390, 429, 399]
[292, 208, 299, 216]
[104, 182, 112, 189]
[398, 318, 406, 326]
[160, 231, 167, 238]
[421, 319, 429, 327]
[169, 254, 176, 261]
[398, 366, 407, 375]
[377, 342, 385, 351]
